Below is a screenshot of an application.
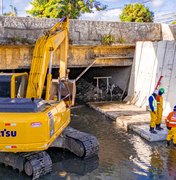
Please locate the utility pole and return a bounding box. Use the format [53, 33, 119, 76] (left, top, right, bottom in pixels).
[0, 0, 3, 16]
[11, 0, 14, 15]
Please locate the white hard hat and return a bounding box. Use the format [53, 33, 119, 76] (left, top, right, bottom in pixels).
[153, 89, 158, 94]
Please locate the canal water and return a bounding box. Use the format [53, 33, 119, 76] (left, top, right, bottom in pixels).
[0, 105, 176, 180]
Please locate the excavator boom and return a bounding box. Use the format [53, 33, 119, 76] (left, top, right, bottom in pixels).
[26, 17, 69, 99]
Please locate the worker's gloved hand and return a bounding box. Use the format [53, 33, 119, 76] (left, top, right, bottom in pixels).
[153, 111, 156, 114]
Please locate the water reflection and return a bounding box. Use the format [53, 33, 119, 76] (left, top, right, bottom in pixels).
[167, 148, 176, 179]
[0, 149, 99, 180]
[48, 148, 99, 176]
[1, 105, 176, 180]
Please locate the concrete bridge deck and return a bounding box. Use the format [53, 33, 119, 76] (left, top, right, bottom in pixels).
[0, 44, 135, 70]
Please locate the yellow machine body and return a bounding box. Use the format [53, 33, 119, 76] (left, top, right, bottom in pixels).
[0, 18, 98, 179]
[0, 18, 74, 153]
[0, 100, 70, 152]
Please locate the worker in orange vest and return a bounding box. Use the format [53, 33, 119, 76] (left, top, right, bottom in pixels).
[148, 92, 158, 134]
[156, 88, 165, 130]
[165, 105, 176, 146]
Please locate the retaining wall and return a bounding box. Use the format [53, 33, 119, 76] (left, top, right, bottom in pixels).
[126, 41, 176, 116]
[0, 16, 161, 45]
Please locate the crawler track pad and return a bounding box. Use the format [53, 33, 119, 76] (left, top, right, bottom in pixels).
[63, 127, 99, 158]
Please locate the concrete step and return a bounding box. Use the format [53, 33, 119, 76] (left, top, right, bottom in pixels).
[130, 124, 168, 142]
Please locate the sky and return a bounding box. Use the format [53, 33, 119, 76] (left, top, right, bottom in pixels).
[1, 0, 176, 23]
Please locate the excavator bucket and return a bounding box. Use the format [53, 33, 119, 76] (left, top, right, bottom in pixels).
[50, 79, 76, 106]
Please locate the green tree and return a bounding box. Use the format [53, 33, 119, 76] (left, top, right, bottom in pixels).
[120, 3, 154, 23]
[171, 21, 176, 25]
[27, 0, 107, 19]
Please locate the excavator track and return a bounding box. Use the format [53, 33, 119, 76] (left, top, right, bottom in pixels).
[63, 127, 99, 158]
[0, 151, 52, 180]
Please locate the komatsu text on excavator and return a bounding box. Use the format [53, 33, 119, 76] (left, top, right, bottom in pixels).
[0, 17, 99, 179]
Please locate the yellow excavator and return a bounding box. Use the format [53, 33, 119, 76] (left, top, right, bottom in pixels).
[0, 17, 99, 179]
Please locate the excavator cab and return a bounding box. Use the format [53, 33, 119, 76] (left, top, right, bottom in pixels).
[0, 73, 28, 98]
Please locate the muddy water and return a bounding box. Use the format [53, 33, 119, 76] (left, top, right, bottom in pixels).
[0, 105, 176, 180]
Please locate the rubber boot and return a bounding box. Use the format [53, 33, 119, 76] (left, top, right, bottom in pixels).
[156, 124, 164, 131]
[149, 126, 157, 134]
[167, 140, 171, 147]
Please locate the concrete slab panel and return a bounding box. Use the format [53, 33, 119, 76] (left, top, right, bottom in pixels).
[160, 41, 176, 115]
[131, 124, 168, 142]
[155, 41, 167, 82]
[165, 42, 176, 115]
[127, 40, 176, 116]
[132, 42, 158, 108]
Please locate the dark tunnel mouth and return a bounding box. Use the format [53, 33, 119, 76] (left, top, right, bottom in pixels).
[69, 66, 132, 103]
[0, 66, 132, 103]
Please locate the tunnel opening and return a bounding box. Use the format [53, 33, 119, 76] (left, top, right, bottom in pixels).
[0, 66, 132, 103]
[68, 66, 132, 103]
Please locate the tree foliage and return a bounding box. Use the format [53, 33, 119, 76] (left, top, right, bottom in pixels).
[120, 3, 154, 23]
[171, 21, 176, 25]
[27, 0, 107, 19]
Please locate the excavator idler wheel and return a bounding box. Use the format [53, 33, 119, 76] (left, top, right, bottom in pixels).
[23, 151, 52, 180]
[24, 161, 33, 177]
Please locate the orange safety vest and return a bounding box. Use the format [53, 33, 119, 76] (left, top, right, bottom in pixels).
[156, 95, 163, 109]
[166, 112, 176, 127]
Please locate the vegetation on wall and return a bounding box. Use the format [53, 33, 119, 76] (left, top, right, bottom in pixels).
[120, 3, 154, 22]
[27, 0, 107, 19]
[171, 21, 176, 25]
[101, 34, 127, 45]
[117, 37, 126, 43]
[8, 37, 33, 45]
[101, 34, 115, 45]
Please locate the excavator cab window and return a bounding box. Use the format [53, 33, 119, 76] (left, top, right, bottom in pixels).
[0, 73, 28, 98]
[14, 75, 28, 98]
[0, 76, 11, 97]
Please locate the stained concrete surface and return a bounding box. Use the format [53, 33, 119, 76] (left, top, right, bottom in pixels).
[126, 41, 176, 117]
[88, 102, 167, 142]
[131, 124, 167, 142]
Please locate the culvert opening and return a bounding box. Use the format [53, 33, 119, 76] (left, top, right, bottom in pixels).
[68, 66, 131, 103]
[0, 66, 131, 103]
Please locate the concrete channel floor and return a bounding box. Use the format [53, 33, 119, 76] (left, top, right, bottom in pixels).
[88, 101, 168, 142]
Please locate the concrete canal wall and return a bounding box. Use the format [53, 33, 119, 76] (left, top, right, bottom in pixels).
[0, 16, 161, 44]
[126, 41, 176, 116]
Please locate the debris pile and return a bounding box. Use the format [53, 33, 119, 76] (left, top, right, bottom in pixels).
[76, 79, 125, 103]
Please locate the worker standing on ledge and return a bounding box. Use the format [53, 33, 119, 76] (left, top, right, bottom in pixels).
[165, 105, 176, 146]
[148, 92, 158, 134]
[156, 88, 165, 130]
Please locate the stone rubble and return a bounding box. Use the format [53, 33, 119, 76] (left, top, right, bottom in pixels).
[76, 78, 125, 102]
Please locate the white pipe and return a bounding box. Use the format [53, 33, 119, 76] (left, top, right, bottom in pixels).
[49, 51, 54, 74]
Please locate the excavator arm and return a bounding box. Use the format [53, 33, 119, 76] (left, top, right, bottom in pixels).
[26, 17, 69, 100]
